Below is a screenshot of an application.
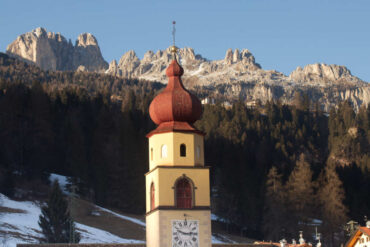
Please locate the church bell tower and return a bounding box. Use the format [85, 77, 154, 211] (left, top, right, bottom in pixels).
[145, 24, 211, 247]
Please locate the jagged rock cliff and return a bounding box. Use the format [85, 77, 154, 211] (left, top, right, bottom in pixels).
[105, 47, 369, 111]
[5, 28, 369, 111]
[6, 27, 108, 72]
[289, 63, 361, 85]
[106, 47, 269, 86]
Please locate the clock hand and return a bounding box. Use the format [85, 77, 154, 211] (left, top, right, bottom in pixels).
[178, 230, 195, 236]
[178, 229, 189, 235]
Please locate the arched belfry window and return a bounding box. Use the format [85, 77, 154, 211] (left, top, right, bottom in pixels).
[175, 177, 192, 208]
[161, 145, 168, 158]
[150, 182, 155, 210]
[180, 144, 186, 157]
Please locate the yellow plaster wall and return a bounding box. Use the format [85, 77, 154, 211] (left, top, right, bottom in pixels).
[147, 210, 211, 247]
[145, 167, 210, 212]
[146, 211, 160, 247]
[145, 168, 159, 212]
[148, 132, 204, 170]
[146, 130, 210, 247]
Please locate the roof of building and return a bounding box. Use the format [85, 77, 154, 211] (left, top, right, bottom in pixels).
[345, 226, 370, 247]
[146, 120, 205, 138]
[254, 241, 311, 247]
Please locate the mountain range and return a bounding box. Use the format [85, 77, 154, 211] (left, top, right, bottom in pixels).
[6, 27, 370, 111]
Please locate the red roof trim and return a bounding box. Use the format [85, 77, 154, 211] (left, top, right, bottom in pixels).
[146, 121, 205, 138]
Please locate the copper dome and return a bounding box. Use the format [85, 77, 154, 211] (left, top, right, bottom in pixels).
[149, 59, 202, 126]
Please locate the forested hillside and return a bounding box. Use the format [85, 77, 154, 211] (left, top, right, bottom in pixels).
[0, 53, 369, 246]
[196, 101, 369, 246]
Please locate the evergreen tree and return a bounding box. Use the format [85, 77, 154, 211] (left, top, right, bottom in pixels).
[318, 162, 347, 247]
[263, 166, 287, 241]
[285, 154, 315, 239]
[38, 181, 80, 243]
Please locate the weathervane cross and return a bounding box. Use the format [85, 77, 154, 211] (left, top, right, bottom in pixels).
[170, 21, 178, 60]
[172, 21, 176, 47]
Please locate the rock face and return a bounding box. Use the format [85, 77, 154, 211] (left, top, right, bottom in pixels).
[6, 27, 108, 72]
[6, 29, 369, 111]
[106, 47, 263, 85]
[106, 47, 369, 111]
[289, 63, 358, 84]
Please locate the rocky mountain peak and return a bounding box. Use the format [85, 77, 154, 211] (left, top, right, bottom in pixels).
[5, 28, 369, 111]
[289, 63, 355, 84]
[110, 59, 117, 67]
[224, 48, 233, 64]
[222, 48, 260, 68]
[142, 50, 154, 63]
[107, 59, 118, 76]
[110, 50, 140, 78]
[76, 33, 98, 47]
[103, 46, 368, 111]
[118, 50, 139, 66]
[180, 47, 196, 61]
[240, 49, 258, 66]
[47, 32, 66, 43]
[33, 27, 47, 37]
[6, 27, 108, 72]
[233, 48, 240, 63]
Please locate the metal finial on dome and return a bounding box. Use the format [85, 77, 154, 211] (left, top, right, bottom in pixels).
[171, 21, 179, 60]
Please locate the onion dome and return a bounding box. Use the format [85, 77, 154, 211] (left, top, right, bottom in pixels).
[148, 58, 203, 136]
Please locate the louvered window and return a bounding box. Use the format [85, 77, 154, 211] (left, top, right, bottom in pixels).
[180, 144, 186, 157]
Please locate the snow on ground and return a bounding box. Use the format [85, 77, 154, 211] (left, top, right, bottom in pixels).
[0, 172, 227, 246]
[0, 194, 144, 247]
[0, 194, 42, 247]
[212, 234, 236, 244]
[77, 223, 143, 244]
[212, 235, 224, 244]
[95, 205, 146, 227]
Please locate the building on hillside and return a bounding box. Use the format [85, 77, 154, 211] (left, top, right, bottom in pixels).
[345, 221, 370, 247]
[201, 97, 215, 105]
[255, 231, 314, 247]
[245, 100, 257, 108]
[145, 43, 211, 247]
[254, 242, 312, 247]
[222, 101, 232, 109]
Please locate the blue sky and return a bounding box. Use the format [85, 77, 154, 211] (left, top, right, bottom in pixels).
[1, 0, 369, 81]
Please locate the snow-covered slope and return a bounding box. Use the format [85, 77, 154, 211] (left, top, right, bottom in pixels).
[0, 173, 237, 246]
[0, 194, 144, 247]
[0, 193, 232, 247]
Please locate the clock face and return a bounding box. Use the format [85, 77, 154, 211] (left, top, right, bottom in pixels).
[172, 220, 199, 247]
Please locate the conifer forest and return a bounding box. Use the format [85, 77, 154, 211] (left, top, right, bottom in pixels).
[0, 53, 369, 246]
